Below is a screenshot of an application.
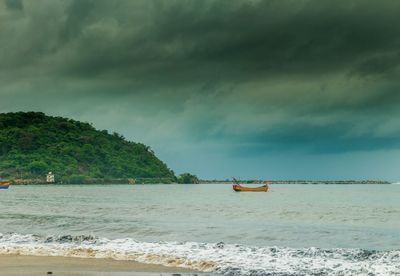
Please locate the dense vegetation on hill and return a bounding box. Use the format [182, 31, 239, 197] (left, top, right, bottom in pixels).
[0, 112, 176, 183]
[177, 173, 199, 184]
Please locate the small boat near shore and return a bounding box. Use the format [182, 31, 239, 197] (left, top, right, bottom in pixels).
[232, 178, 269, 192]
[233, 184, 268, 192]
[0, 181, 11, 189]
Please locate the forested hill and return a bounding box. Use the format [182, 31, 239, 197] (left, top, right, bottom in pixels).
[0, 112, 176, 183]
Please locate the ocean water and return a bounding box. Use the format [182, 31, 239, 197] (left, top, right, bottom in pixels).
[0, 184, 399, 275]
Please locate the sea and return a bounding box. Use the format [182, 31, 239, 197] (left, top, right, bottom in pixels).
[0, 184, 399, 275]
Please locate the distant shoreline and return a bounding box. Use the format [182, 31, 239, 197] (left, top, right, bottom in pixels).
[200, 180, 391, 184]
[7, 180, 392, 185]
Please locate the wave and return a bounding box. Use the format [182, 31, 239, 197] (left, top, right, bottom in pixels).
[0, 233, 399, 275]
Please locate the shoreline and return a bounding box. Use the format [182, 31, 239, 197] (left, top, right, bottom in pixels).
[6, 180, 393, 185]
[0, 254, 203, 276]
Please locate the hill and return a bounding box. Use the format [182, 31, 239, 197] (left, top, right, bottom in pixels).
[0, 112, 176, 183]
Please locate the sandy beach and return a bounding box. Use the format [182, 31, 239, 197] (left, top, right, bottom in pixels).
[0, 255, 202, 276]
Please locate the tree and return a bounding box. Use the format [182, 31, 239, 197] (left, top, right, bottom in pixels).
[29, 161, 48, 174]
[67, 174, 86, 184]
[177, 173, 199, 184]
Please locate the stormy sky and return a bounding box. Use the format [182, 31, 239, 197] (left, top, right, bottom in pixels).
[1, 0, 400, 180]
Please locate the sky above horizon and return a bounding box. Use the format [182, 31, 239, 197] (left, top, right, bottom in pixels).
[1, 0, 400, 180]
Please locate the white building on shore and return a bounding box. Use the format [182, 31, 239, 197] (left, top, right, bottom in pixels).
[46, 172, 55, 183]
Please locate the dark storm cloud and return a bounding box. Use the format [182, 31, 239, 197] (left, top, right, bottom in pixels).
[2, 0, 400, 178]
[147, 0, 400, 78]
[231, 122, 400, 157]
[4, 0, 23, 10]
[88, 1, 399, 79]
[200, 83, 400, 156]
[3, 0, 400, 80]
[60, 0, 95, 43]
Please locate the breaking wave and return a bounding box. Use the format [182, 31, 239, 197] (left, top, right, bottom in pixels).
[0, 233, 399, 275]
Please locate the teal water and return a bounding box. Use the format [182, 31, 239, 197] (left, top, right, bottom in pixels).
[1, 184, 399, 275]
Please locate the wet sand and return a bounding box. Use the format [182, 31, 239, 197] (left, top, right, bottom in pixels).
[0, 255, 202, 276]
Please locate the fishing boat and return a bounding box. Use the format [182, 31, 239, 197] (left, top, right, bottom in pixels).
[232, 178, 269, 192]
[0, 181, 11, 189]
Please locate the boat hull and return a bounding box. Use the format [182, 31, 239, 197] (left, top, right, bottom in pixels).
[233, 184, 268, 192]
[0, 181, 11, 189]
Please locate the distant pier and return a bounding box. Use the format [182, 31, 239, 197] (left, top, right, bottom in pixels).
[200, 179, 391, 184]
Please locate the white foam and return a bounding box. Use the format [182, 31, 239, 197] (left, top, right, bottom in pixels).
[0, 233, 399, 275]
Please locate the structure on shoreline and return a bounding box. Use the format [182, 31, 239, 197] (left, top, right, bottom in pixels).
[46, 172, 55, 183]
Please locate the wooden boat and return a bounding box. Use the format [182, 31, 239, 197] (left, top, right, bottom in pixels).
[0, 181, 11, 189]
[232, 178, 270, 192]
[233, 183, 268, 192]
